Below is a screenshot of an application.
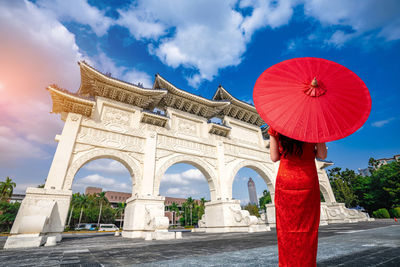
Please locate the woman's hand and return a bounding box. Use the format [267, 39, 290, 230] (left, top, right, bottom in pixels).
[316, 143, 327, 160]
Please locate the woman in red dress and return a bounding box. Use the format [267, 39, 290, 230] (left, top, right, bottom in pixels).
[269, 127, 327, 267]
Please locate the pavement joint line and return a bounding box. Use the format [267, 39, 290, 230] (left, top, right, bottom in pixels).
[372, 254, 400, 267]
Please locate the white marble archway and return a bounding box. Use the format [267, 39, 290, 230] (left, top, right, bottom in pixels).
[227, 159, 275, 203]
[63, 148, 142, 194]
[154, 154, 219, 201]
[5, 61, 371, 249]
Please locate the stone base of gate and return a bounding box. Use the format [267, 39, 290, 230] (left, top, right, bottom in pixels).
[122, 195, 175, 240]
[322, 202, 373, 224]
[3, 188, 71, 249]
[200, 200, 267, 233]
[265, 203, 276, 228]
[264, 202, 372, 230]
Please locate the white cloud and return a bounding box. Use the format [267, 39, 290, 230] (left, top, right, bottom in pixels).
[371, 118, 395, 127]
[165, 187, 200, 197]
[36, 0, 113, 36]
[161, 173, 189, 185]
[303, 0, 400, 45]
[0, 126, 48, 167]
[161, 168, 205, 185]
[13, 182, 40, 194]
[117, 0, 295, 87]
[324, 30, 355, 48]
[0, 0, 83, 146]
[181, 169, 204, 180]
[73, 174, 131, 193]
[90, 52, 153, 88]
[123, 69, 154, 88]
[240, 0, 294, 38]
[117, 4, 166, 40]
[84, 159, 129, 174]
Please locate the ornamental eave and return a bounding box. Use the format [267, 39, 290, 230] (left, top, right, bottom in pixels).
[153, 74, 231, 119]
[47, 85, 95, 117]
[154, 74, 230, 107]
[78, 61, 168, 108]
[212, 86, 265, 127]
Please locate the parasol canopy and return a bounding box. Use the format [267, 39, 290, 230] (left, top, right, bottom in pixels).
[253, 57, 371, 143]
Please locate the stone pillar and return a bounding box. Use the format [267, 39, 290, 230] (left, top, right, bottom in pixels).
[215, 141, 226, 199]
[203, 200, 260, 233]
[140, 132, 157, 196]
[4, 188, 72, 249]
[45, 113, 82, 190]
[265, 203, 276, 228]
[122, 195, 174, 240]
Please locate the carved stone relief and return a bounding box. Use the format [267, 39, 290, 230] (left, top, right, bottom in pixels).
[224, 143, 267, 161]
[176, 117, 198, 136]
[157, 134, 216, 158]
[76, 126, 145, 152]
[102, 105, 132, 126]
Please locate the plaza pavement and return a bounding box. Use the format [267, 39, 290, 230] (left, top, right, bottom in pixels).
[0, 219, 398, 266]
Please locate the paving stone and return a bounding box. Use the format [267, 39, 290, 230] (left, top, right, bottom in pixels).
[0, 220, 398, 266]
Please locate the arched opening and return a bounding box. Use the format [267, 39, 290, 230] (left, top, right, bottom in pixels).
[320, 184, 332, 203]
[232, 166, 272, 218]
[229, 160, 275, 219]
[156, 156, 217, 228]
[65, 152, 138, 231]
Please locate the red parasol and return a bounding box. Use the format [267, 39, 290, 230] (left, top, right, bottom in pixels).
[253, 57, 371, 143]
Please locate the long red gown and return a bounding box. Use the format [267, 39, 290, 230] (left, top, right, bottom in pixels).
[270, 129, 320, 267]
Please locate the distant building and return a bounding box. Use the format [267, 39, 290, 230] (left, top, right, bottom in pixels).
[358, 168, 371, 177]
[85, 187, 130, 208]
[8, 194, 25, 203]
[247, 178, 258, 205]
[376, 154, 400, 167]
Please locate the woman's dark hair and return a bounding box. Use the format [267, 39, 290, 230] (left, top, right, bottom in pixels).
[279, 134, 304, 157]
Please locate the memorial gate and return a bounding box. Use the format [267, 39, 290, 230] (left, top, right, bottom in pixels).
[4, 62, 370, 249]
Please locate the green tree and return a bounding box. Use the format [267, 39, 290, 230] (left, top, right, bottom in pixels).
[67, 193, 81, 228]
[244, 203, 260, 217]
[0, 177, 16, 201]
[328, 168, 358, 208]
[168, 202, 180, 226]
[95, 192, 109, 226]
[77, 194, 89, 225]
[259, 190, 271, 212]
[0, 201, 20, 232]
[368, 157, 379, 173]
[115, 202, 126, 229]
[197, 197, 206, 223]
[355, 161, 400, 213]
[185, 197, 195, 226]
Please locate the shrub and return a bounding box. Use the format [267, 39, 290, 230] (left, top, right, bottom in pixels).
[389, 207, 400, 218]
[0, 201, 21, 232]
[372, 208, 390, 218]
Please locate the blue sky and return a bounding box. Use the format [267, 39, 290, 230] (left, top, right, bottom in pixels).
[0, 0, 399, 205]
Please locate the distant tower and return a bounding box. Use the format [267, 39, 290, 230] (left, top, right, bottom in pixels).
[247, 178, 258, 205]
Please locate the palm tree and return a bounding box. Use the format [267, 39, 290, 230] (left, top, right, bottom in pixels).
[95, 192, 109, 227]
[168, 202, 180, 226]
[186, 197, 195, 226]
[198, 197, 206, 222]
[77, 194, 88, 225]
[115, 202, 126, 229]
[67, 193, 80, 228]
[0, 177, 16, 201]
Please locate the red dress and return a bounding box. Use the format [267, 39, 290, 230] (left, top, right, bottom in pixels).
[269, 129, 320, 267]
